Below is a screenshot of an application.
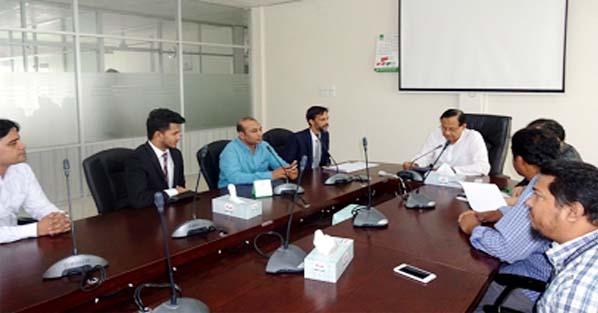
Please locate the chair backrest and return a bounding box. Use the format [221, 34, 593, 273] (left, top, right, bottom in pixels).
[197, 140, 230, 191]
[83, 148, 134, 214]
[262, 128, 293, 158]
[464, 113, 512, 176]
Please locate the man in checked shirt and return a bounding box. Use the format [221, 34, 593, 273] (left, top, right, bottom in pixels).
[528, 160, 598, 313]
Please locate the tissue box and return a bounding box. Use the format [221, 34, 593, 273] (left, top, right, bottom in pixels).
[212, 195, 262, 220]
[304, 237, 354, 283]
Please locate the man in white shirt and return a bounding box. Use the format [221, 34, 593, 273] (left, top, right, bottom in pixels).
[0, 119, 71, 244]
[403, 109, 490, 176]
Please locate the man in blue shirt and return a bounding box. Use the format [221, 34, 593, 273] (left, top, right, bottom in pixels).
[458, 128, 560, 312]
[218, 117, 298, 188]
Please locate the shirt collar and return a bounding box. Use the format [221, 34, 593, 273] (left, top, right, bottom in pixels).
[546, 229, 598, 271]
[310, 129, 320, 142]
[148, 140, 169, 159]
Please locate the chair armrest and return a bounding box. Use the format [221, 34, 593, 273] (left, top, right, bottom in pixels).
[494, 273, 547, 293]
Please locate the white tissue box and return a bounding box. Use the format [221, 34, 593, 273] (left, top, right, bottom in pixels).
[304, 237, 354, 283]
[212, 195, 262, 220]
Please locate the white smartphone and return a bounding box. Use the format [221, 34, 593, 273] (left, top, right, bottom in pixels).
[393, 263, 437, 284]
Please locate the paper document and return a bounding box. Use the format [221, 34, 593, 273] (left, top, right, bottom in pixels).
[460, 182, 507, 212]
[323, 162, 379, 173]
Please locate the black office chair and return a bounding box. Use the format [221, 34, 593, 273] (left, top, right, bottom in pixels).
[262, 128, 293, 158]
[197, 140, 230, 191]
[83, 148, 134, 214]
[482, 273, 546, 313]
[464, 114, 512, 176]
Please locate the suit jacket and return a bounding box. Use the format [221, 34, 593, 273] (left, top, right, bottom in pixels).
[125, 142, 185, 208]
[283, 128, 330, 167]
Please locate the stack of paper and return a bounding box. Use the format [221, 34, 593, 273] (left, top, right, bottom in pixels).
[460, 182, 507, 212]
[323, 161, 379, 173]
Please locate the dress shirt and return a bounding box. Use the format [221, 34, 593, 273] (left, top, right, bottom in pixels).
[0, 163, 61, 244]
[413, 128, 490, 175]
[537, 230, 598, 313]
[218, 138, 289, 188]
[469, 175, 552, 301]
[148, 141, 177, 195]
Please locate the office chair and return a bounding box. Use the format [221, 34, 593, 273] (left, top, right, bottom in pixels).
[197, 140, 230, 191]
[83, 148, 134, 214]
[262, 128, 293, 158]
[464, 114, 512, 176]
[482, 273, 547, 313]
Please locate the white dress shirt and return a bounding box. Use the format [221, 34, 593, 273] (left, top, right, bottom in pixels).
[0, 163, 61, 244]
[412, 128, 490, 176]
[147, 141, 177, 196]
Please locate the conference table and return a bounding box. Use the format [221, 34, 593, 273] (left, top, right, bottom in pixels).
[0, 163, 505, 312]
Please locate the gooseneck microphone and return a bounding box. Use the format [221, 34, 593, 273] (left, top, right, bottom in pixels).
[422, 140, 450, 180]
[410, 143, 444, 170]
[265, 155, 309, 274]
[405, 141, 450, 210]
[266, 145, 305, 196]
[320, 133, 353, 186]
[43, 159, 109, 290]
[152, 192, 210, 313]
[352, 138, 389, 228]
[171, 148, 216, 238]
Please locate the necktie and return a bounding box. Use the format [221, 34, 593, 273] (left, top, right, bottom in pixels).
[313, 135, 321, 169]
[162, 152, 169, 187]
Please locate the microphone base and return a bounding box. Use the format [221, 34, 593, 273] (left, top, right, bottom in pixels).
[405, 190, 436, 209]
[265, 244, 306, 274]
[273, 183, 304, 196]
[153, 297, 210, 313]
[352, 206, 389, 228]
[324, 173, 353, 185]
[171, 219, 216, 238]
[43, 254, 109, 279]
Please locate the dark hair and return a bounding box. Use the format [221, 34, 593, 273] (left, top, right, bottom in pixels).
[541, 160, 598, 224]
[511, 128, 559, 166]
[0, 119, 20, 139]
[440, 109, 466, 125]
[146, 108, 185, 140]
[236, 117, 257, 132]
[305, 106, 328, 123]
[527, 118, 565, 141]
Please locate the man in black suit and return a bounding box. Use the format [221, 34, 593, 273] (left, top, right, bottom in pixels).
[284, 105, 331, 168]
[125, 108, 187, 208]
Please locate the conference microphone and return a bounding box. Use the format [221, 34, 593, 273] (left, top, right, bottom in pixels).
[408, 143, 445, 171]
[266, 145, 305, 196]
[319, 134, 353, 186]
[266, 155, 309, 274]
[171, 149, 216, 238]
[352, 137, 389, 228]
[152, 192, 210, 313]
[43, 159, 109, 289]
[422, 140, 450, 180]
[405, 141, 450, 210]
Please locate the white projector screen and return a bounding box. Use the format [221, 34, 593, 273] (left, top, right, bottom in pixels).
[399, 0, 568, 92]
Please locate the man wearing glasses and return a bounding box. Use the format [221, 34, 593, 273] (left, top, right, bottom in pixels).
[402, 109, 490, 176]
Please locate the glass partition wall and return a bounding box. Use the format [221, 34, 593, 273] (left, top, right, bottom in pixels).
[0, 0, 250, 219]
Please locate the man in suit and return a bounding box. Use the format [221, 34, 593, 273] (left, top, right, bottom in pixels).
[284, 105, 331, 169]
[125, 108, 187, 208]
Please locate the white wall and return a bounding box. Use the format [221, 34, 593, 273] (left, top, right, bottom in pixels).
[254, 0, 598, 179]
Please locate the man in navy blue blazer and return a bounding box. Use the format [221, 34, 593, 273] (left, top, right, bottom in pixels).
[284, 105, 331, 168]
